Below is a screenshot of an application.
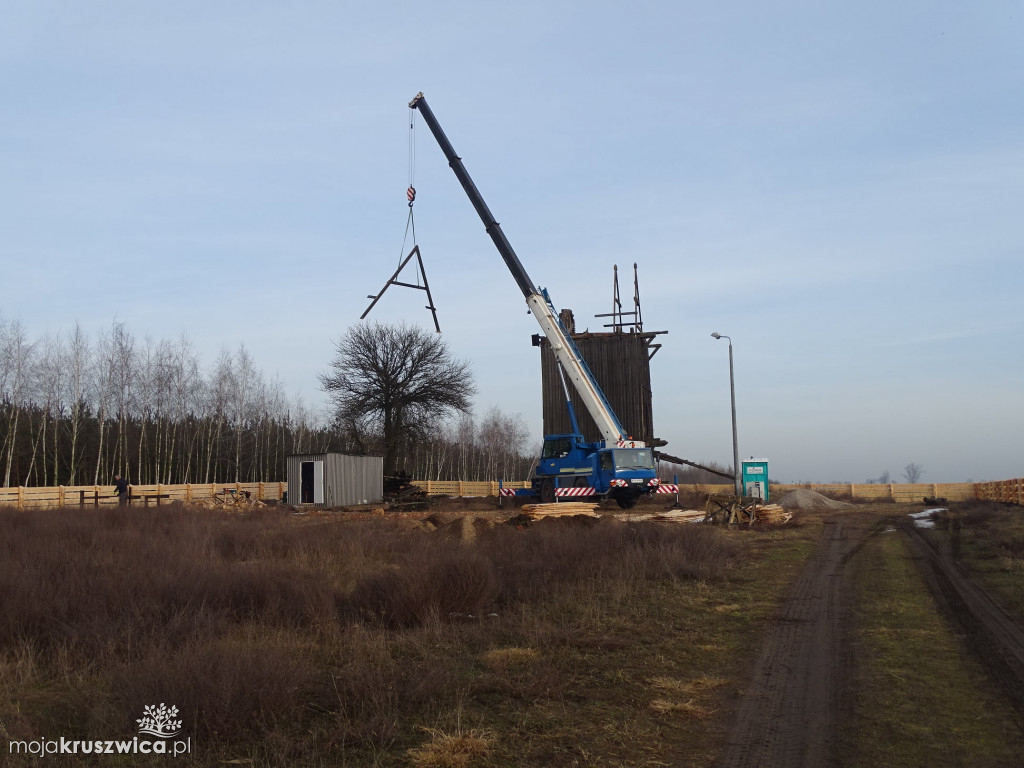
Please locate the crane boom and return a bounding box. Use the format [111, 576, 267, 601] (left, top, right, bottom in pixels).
[409, 93, 536, 299]
[409, 92, 638, 445]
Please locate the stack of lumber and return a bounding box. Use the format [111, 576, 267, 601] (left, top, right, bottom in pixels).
[521, 502, 600, 519]
[753, 504, 792, 524]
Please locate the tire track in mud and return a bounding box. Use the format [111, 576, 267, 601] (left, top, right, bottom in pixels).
[718, 520, 863, 768]
[901, 522, 1024, 715]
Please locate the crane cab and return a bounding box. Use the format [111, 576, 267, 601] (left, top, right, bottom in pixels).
[532, 434, 658, 507]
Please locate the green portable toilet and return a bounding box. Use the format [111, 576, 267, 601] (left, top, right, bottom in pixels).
[741, 458, 769, 501]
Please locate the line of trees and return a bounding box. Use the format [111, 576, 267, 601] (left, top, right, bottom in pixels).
[0, 318, 335, 487]
[402, 409, 537, 483]
[0, 317, 537, 487]
[657, 459, 734, 485]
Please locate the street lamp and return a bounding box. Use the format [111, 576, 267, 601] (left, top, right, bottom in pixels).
[711, 332, 741, 497]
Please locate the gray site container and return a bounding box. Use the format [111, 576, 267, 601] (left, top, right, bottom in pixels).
[286, 453, 384, 507]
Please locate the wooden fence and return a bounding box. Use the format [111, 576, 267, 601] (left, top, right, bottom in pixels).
[975, 478, 1024, 505]
[2, 478, 1022, 511]
[771, 482, 979, 503]
[0, 482, 286, 511]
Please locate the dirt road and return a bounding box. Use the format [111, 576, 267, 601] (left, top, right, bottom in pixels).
[718, 509, 1024, 768]
[902, 521, 1024, 715]
[717, 519, 863, 768]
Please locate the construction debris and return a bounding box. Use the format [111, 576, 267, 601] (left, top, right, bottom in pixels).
[704, 494, 756, 525]
[195, 491, 266, 511]
[649, 509, 708, 523]
[384, 473, 428, 511]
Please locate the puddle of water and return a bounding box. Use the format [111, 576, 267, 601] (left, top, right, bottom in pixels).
[908, 507, 947, 529]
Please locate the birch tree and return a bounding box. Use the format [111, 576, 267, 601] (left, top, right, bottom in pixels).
[2, 320, 34, 487]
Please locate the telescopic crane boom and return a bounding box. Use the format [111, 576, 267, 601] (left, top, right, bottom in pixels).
[409, 92, 637, 447]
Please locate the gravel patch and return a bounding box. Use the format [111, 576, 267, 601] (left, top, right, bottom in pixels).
[776, 489, 854, 511]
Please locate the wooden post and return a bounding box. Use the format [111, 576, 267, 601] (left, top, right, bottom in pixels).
[58, 486, 65, 508]
[17, 486, 24, 511]
[850, 484, 856, 500]
[888, 483, 894, 501]
[186, 484, 192, 502]
[258, 482, 265, 501]
[458, 481, 465, 497]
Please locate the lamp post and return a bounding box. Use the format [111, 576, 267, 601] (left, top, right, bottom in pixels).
[711, 332, 741, 497]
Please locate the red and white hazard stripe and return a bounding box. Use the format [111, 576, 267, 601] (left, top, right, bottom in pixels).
[555, 487, 596, 497]
[656, 484, 679, 494]
[499, 488, 517, 497]
[609, 479, 628, 488]
[615, 440, 638, 448]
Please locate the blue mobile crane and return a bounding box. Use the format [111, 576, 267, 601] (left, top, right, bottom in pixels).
[410, 93, 659, 508]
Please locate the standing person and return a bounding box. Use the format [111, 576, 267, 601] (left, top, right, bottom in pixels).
[113, 474, 129, 506]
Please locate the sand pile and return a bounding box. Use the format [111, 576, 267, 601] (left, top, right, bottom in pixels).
[776, 489, 854, 511]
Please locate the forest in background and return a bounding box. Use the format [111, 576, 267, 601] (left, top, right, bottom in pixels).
[0, 318, 537, 487]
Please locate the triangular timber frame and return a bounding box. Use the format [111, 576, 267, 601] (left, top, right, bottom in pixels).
[360, 245, 441, 333]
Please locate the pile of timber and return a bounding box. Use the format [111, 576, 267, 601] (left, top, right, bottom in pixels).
[520, 502, 600, 519]
[753, 504, 792, 524]
[384, 475, 428, 510]
[196, 491, 266, 510]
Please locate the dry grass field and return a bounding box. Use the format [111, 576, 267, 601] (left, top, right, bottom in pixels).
[0, 499, 1022, 767]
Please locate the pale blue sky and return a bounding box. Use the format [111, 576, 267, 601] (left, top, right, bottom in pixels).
[2, 1, 1021, 482]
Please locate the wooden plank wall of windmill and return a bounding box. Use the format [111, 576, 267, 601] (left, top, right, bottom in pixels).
[538, 332, 657, 445]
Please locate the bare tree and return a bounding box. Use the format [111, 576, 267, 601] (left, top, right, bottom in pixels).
[64, 323, 91, 485]
[320, 322, 475, 476]
[1, 319, 35, 487]
[30, 333, 67, 486]
[202, 349, 233, 484]
[92, 322, 135, 483]
[903, 463, 924, 483]
[229, 345, 260, 482]
[165, 335, 200, 483]
[456, 412, 475, 481]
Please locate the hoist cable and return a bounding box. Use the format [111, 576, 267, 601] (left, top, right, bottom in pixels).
[398, 109, 421, 285]
[408, 107, 416, 190]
